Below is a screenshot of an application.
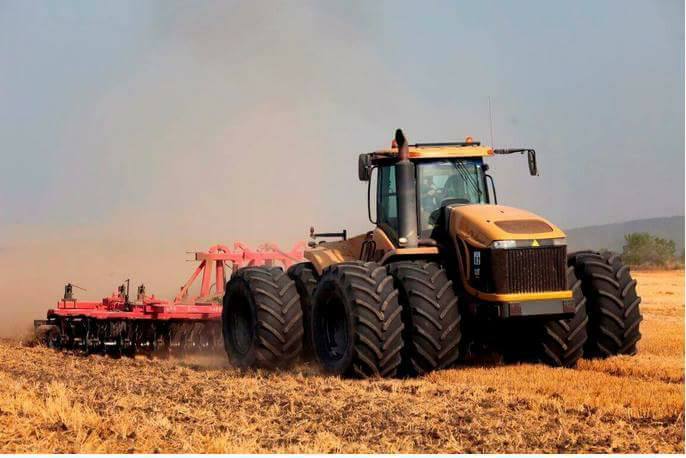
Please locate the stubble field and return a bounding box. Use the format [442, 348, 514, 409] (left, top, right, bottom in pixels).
[0, 270, 682, 453]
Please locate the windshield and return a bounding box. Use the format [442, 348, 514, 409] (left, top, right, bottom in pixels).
[417, 159, 486, 232]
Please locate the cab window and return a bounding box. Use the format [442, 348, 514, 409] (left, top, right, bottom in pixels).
[417, 159, 486, 233]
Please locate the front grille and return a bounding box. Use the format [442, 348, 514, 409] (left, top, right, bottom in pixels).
[490, 246, 566, 294]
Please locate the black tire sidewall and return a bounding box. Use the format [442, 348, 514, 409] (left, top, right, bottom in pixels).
[311, 274, 356, 374]
[223, 275, 258, 368]
[287, 263, 317, 357]
[390, 268, 415, 375]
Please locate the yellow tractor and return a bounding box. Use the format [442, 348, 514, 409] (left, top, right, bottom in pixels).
[221, 129, 642, 377]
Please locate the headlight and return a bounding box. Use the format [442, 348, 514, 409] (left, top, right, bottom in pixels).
[552, 237, 567, 246]
[491, 240, 517, 249]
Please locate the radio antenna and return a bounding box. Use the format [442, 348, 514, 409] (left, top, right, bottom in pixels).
[488, 96, 495, 146]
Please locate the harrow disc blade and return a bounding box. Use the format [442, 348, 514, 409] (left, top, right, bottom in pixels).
[37, 317, 223, 358]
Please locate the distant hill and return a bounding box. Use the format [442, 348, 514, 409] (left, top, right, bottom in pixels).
[565, 216, 684, 253]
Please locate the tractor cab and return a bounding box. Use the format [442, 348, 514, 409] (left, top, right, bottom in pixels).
[359, 132, 539, 246]
[377, 156, 488, 241]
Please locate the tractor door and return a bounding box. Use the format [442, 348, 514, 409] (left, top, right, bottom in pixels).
[376, 165, 400, 244]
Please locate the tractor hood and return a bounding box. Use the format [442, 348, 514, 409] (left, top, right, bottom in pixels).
[447, 204, 566, 249]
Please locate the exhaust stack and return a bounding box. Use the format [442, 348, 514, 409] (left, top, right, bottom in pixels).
[394, 129, 418, 248]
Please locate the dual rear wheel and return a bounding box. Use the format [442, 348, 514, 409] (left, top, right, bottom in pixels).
[289, 260, 462, 377]
[223, 261, 460, 377]
[222, 267, 303, 368]
[310, 262, 404, 377]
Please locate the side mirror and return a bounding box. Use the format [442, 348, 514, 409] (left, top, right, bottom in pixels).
[527, 150, 538, 176]
[358, 153, 372, 181]
[493, 147, 539, 176]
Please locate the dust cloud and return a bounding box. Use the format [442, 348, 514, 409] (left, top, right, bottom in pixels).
[0, 3, 387, 336]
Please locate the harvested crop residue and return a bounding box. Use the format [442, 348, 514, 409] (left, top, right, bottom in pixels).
[0, 271, 682, 453]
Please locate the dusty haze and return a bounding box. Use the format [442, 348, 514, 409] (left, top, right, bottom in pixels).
[1, 1, 684, 336]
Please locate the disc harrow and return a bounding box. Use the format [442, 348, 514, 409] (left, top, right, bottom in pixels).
[34, 242, 304, 357]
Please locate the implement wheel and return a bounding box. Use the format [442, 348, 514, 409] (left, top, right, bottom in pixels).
[569, 251, 642, 357]
[35, 325, 60, 349]
[222, 266, 303, 369]
[287, 262, 318, 358]
[387, 261, 462, 376]
[311, 261, 404, 378]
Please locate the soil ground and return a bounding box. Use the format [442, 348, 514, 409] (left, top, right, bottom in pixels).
[0, 270, 682, 453]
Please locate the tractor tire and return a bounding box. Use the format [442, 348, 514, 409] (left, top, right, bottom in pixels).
[569, 251, 642, 357]
[287, 262, 318, 358]
[387, 261, 461, 376]
[311, 261, 404, 378]
[222, 266, 303, 369]
[535, 263, 589, 367]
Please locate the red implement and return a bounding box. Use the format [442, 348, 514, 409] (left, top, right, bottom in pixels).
[34, 242, 305, 356]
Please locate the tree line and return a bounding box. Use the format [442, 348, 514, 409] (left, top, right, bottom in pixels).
[620, 232, 683, 267]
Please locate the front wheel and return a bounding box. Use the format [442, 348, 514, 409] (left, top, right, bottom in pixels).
[536, 263, 589, 367]
[503, 264, 588, 367]
[569, 251, 642, 357]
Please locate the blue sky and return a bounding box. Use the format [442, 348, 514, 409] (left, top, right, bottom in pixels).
[1, 0, 683, 245]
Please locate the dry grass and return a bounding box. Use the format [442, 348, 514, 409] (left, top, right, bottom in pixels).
[0, 270, 682, 453]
